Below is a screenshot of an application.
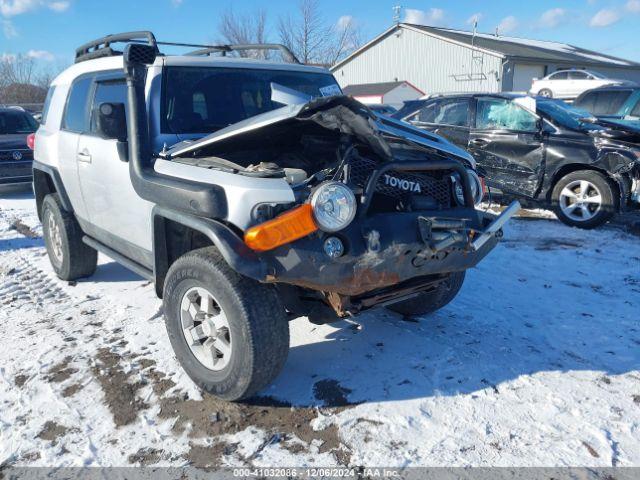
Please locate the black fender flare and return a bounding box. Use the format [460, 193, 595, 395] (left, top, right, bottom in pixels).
[151, 206, 268, 297]
[32, 160, 74, 218]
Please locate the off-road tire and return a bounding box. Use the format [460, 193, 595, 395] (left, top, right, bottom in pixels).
[163, 247, 290, 401]
[538, 88, 553, 98]
[387, 271, 466, 317]
[42, 193, 97, 281]
[552, 170, 616, 229]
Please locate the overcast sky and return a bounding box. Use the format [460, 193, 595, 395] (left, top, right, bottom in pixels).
[1, 0, 639, 67]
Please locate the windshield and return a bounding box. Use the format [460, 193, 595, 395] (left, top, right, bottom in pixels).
[0, 110, 38, 135]
[537, 99, 603, 131]
[161, 66, 341, 135]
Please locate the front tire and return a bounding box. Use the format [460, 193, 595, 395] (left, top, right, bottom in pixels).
[387, 271, 465, 317]
[163, 247, 289, 401]
[42, 193, 97, 281]
[552, 170, 616, 229]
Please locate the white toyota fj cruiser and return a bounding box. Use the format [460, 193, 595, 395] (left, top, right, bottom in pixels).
[32, 32, 520, 401]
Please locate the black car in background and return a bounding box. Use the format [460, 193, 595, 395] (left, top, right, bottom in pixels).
[0, 107, 38, 186]
[393, 93, 640, 228]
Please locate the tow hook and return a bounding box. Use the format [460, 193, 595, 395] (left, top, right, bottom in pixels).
[471, 201, 521, 251]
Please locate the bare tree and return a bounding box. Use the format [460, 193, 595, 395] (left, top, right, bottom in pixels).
[217, 8, 270, 59]
[0, 54, 63, 105]
[278, 0, 362, 65]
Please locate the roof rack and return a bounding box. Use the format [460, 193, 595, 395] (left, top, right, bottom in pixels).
[75, 31, 300, 64]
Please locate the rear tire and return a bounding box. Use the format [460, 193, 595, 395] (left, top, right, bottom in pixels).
[42, 193, 97, 281]
[387, 271, 465, 317]
[552, 170, 616, 229]
[163, 247, 289, 401]
[538, 88, 553, 98]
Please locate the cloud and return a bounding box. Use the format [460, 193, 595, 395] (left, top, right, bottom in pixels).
[2, 18, 16, 37]
[336, 15, 354, 30]
[404, 8, 445, 26]
[497, 15, 518, 34]
[466, 12, 483, 25]
[27, 49, 54, 61]
[1, 52, 16, 61]
[626, 0, 640, 13]
[48, 0, 68, 11]
[171, 0, 183, 6]
[0, 0, 70, 17]
[537, 8, 566, 28]
[589, 8, 620, 26]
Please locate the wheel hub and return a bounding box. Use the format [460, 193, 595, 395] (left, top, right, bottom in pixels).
[180, 287, 232, 371]
[559, 179, 602, 222]
[47, 211, 63, 264]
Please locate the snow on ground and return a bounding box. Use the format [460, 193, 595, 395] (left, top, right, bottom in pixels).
[0, 186, 639, 468]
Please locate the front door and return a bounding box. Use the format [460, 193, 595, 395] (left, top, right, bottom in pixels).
[409, 97, 471, 149]
[470, 97, 546, 197]
[76, 75, 154, 267]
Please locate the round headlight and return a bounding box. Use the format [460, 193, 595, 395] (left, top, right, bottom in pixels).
[452, 170, 484, 206]
[310, 181, 357, 232]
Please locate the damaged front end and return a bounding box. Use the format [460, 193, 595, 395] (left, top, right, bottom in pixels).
[159, 94, 520, 316]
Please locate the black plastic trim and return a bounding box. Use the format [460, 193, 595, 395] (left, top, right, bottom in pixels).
[32, 161, 74, 213]
[152, 206, 267, 287]
[82, 235, 154, 281]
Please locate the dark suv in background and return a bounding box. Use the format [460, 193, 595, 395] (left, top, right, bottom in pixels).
[0, 107, 38, 186]
[574, 86, 640, 123]
[394, 93, 640, 229]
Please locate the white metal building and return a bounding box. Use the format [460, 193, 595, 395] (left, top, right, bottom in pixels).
[342, 81, 423, 108]
[331, 23, 640, 95]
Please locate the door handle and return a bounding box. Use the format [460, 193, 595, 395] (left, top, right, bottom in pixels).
[77, 149, 92, 163]
[470, 138, 490, 148]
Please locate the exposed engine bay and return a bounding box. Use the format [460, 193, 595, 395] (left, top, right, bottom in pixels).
[159, 96, 482, 223]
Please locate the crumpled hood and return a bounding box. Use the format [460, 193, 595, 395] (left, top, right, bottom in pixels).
[162, 96, 475, 168]
[590, 118, 640, 144]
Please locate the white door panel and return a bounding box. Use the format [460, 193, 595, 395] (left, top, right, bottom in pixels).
[77, 135, 154, 253]
[56, 130, 89, 221]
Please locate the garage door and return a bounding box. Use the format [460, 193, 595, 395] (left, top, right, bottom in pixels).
[513, 64, 546, 92]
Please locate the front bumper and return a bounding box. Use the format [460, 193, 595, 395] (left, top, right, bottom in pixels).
[259, 201, 521, 299]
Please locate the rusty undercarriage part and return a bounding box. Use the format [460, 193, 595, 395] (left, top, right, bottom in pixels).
[325, 274, 449, 317]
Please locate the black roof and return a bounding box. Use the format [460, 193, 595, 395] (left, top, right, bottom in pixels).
[342, 81, 420, 96]
[404, 24, 640, 68]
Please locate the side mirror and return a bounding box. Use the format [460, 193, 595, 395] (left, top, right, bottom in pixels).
[95, 102, 127, 142]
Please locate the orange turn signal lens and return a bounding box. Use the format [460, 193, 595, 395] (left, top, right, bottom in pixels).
[244, 204, 318, 252]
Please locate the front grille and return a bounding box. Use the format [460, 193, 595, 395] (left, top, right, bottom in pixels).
[348, 157, 453, 209]
[0, 149, 32, 162]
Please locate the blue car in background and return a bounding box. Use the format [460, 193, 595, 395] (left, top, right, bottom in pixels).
[574, 86, 640, 124]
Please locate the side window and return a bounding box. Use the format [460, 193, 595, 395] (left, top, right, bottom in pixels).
[414, 102, 438, 122]
[62, 76, 93, 133]
[630, 98, 640, 117]
[593, 91, 632, 115]
[40, 86, 56, 126]
[574, 92, 596, 112]
[433, 99, 470, 127]
[476, 98, 538, 132]
[90, 80, 128, 133]
[550, 71, 568, 80]
[569, 71, 588, 80]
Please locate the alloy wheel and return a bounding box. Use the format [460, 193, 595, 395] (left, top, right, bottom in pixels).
[47, 211, 64, 264]
[559, 179, 602, 222]
[180, 286, 232, 371]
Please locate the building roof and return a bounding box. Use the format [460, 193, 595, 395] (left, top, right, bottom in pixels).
[332, 23, 640, 71]
[342, 80, 424, 96]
